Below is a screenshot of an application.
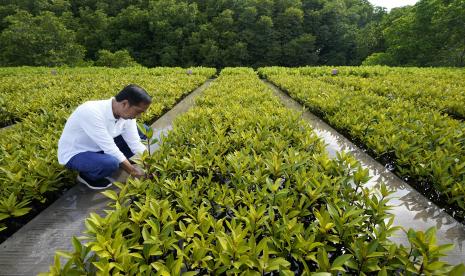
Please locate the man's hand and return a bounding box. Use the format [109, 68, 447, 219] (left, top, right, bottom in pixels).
[120, 159, 145, 178]
[130, 165, 145, 178]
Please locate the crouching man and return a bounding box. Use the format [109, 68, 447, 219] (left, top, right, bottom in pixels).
[58, 84, 151, 189]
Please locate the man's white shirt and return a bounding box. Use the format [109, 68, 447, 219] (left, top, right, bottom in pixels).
[58, 98, 146, 165]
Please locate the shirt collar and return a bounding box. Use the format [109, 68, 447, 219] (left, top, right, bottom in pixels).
[107, 97, 118, 121]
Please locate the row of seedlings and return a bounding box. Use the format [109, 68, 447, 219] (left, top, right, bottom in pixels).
[263, 66, 465, 118]
[0, 67, 214, 126]
[319, 74, 465, 120]
[265, 66, 465, 81]
[44, 68, 462, 275]
[259, 67, 465, 222]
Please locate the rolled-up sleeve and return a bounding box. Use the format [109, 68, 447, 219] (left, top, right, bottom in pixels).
[78, 107, 127, 163]
[121, 120, 147, 156]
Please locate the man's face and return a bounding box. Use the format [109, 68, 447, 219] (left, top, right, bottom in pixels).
[120, 100, 150, 119]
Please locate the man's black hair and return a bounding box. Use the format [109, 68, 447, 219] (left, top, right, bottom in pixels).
[115, 84, 152, 106]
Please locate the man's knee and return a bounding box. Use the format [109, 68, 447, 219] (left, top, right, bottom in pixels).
[101, 155, 119, 171]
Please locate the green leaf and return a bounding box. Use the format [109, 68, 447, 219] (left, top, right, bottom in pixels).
[217, 236, 229, 251]
[129, 252, 144, 259]
[266, 257, 290, 271]
[151, 261, 169, 272]
[436, 243, 454, 252]
[11, 207, 31, 217]
[377, 267, 387, 276]
[56, 250, 74, 259]
[331, 254, 352, 271]
[366, 263, 381, 272]
[170, 257, 183, 275]
[102, 190, 118, 201]
[71, 236, 82, 252]
[0, 213, 10, 221]
[366, 252, 385, 258]
[449, 264, 465, 276]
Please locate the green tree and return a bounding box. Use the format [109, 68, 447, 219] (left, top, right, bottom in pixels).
[75, 7, 110, 60]
[362, 52, 396, 66]
[212, 9, 239, 67]
[95, 49, 140, 67]
[432, 0, 465, 66]
[144, 0, 199, 66]
[276, 7, 304, 43]
[0, 0, 393, 67]
[0, 11, 85, 66]
[0, 4, 20, 31]
[108, 6, 151, 64]
[382, 6, 418, 65]
[308, 0, 354, 65]
[0, 0, 51, 15]
[236, 6, 257, 65]
[378, 0, 465, 67]
[354, 19, 386, 64]
[283, 33, 318, 66]
[199, 39, 220, 67]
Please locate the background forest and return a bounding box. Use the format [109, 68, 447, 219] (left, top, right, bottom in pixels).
[0, 0, 463, 68]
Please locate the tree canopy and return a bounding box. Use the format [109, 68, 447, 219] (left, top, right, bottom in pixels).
[0, 0, 463, 67]
[366, 0, 465, 67]
[0, 10, 85, 66]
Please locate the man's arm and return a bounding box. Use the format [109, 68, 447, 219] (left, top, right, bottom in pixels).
[121, 120, 147, 157]
[120, 121, 148, 178]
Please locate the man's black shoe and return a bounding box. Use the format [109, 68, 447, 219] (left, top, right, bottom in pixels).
[77, 174, 112, 190]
